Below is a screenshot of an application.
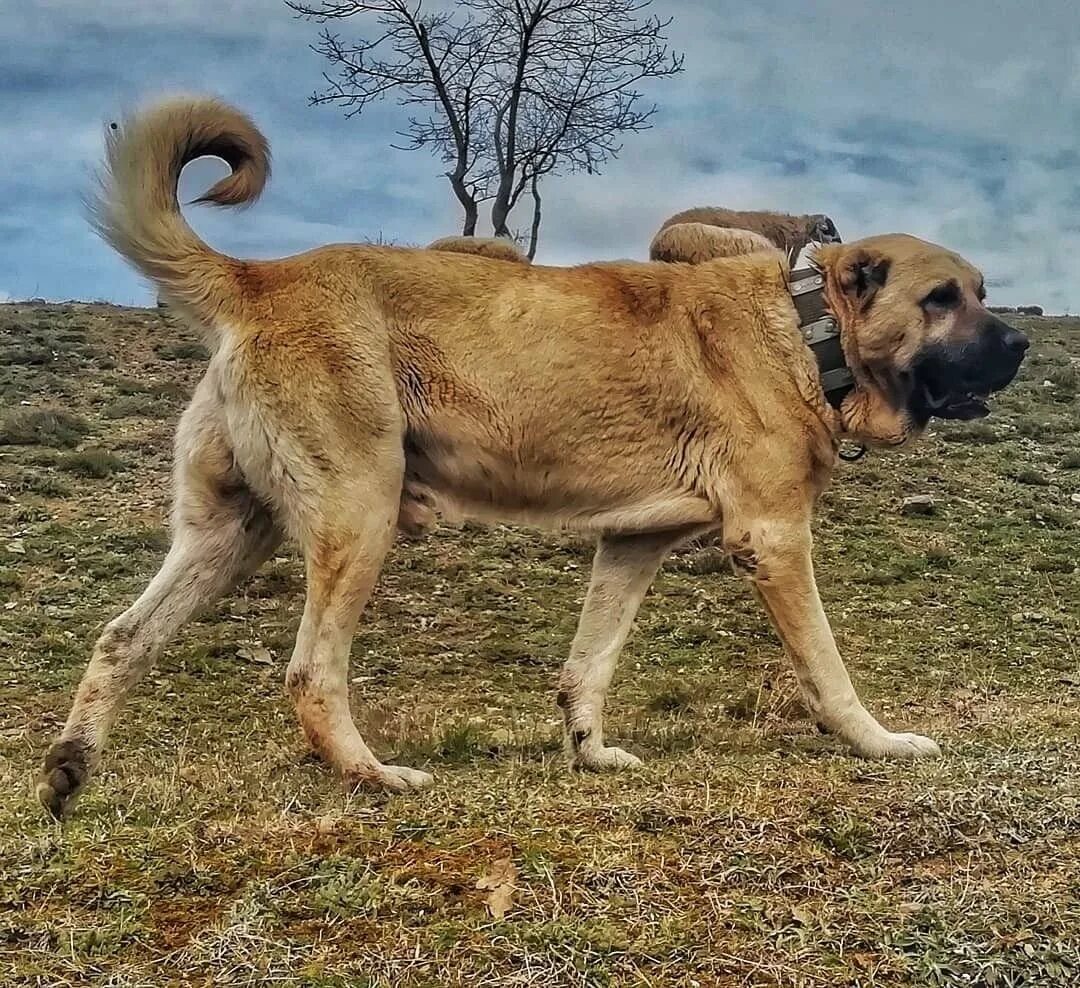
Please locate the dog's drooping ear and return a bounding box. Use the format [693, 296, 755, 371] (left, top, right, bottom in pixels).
[831, 248, 890, 310]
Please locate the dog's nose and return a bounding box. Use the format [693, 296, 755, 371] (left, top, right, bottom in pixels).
[1002, 328, 1029, 354]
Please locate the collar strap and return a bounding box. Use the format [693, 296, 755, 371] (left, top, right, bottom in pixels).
[789, 267, 854, 410]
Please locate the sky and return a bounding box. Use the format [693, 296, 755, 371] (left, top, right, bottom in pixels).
[4, 1, 1080, 311]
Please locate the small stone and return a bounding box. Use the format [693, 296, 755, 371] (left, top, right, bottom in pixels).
[901, 495, 936, 516]
[236, 645, 273, 665]
[1011, 611, 1046, 624]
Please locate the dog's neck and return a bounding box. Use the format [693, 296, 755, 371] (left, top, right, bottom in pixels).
[788, 267, 853, 410]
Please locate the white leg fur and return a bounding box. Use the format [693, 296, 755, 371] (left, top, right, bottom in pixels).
[558, 530, 692, 772]
[740, 519, 940, 759]
[37, 385, 281, 817]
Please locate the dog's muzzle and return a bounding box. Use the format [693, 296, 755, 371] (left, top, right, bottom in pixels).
[909, 317, 1029, 422]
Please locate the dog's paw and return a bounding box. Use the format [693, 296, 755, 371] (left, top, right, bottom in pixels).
[36, 739, 91, 820]
[379, 764, 435, 791]
[573, 745, 644, 773]
[857, 731, 941, 760]
[347, 763, 434, 794]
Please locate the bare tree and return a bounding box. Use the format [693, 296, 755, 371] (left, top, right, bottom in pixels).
[287, 0, 683, 256]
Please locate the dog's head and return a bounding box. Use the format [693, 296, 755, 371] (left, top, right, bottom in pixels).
[814, 234, 1028, 444]
[809, 214, 842, 245]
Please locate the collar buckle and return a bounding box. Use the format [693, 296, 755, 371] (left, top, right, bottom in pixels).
[789, 273, 824, 297]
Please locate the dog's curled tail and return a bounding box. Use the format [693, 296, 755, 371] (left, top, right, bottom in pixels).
[90, 95, 270, 320]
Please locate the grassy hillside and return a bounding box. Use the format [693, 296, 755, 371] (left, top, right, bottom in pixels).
[1, 302, 1078, 986]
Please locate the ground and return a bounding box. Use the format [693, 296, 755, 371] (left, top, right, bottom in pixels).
[0, 302, 1078, 987]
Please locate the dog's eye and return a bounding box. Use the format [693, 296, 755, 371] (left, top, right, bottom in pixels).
[976, 284, 987, 302]
[923, 284, 960, 309]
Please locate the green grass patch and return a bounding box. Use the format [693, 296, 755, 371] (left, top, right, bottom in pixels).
[0, 406, 91, 447]
[57, 448, 126, 478]
[102, 395, 175, 419]
[7, 471, 72, 497]
[938, 421, 1001, 444]
[0, 344, 53, 366]
[1014, 468, 1051, 486]
[155, 341, 209, 362]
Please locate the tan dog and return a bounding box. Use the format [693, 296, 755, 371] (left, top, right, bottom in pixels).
[656, 207, 841, 266]
[37, 97, 1028, 816]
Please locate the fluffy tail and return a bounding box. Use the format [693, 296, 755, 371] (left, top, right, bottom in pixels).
[90, 95, 270, 321]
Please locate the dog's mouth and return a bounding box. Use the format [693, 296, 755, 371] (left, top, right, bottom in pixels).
[908, 347, 1019, 423]
[915, 372, 991, 421]
[905, 320, 1028, 424]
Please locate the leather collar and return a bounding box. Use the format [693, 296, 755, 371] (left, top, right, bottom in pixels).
[789, 267, 853, 410]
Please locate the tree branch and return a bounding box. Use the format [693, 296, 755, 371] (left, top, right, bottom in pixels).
[290, 0, 683, 250]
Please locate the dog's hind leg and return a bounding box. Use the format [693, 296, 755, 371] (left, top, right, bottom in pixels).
[284, 485, 432, 793]
[558, 528, 699, 772]
[278, 406, 431, 793]
[36, 381, 282, 818]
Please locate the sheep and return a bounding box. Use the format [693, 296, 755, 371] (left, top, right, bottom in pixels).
[653, 207, 840, 267]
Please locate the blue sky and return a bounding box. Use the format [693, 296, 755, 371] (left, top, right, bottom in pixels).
[4, 0, 1080, 311]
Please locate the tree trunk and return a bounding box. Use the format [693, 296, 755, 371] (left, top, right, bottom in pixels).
[461, 201, 478, 236]
[527, 176, 542, 260]
[491, 203, 511, 238]
[491, 12, 541, 237]
[448, 174, 478, 236]
[489, 146, 512, 236]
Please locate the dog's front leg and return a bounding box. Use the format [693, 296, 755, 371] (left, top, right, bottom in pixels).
[557, 529, 696, 772]
[732, 518, 941, 759]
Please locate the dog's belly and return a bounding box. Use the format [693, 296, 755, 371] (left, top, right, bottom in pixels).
[402, 424, 715, 534]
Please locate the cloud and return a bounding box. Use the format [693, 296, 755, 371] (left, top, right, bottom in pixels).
[4, 0, 1080, 311]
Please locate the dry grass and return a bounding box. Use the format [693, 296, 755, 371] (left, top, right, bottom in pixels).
[1, 305, 1079, 986]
